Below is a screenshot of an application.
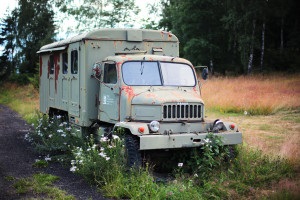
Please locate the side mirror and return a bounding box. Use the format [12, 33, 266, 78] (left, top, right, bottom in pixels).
[92, 63, 102, 78]
[202, 68, 208, 80]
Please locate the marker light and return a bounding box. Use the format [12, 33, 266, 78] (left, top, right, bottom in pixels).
[149, 121, 160, 132]
[138, 127, 145, 133]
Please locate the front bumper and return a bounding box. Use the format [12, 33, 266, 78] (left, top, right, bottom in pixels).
[139, 132, 242, 150]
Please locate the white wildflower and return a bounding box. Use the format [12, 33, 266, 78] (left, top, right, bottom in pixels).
[66, 127, 72, 131]
[178, 163, 183, 167]
[70, 166, 77, 172]
[100, 147, 105, 152]
[105, 157, 110, 161]
[194, 173, 198, 178]
[112, 135, 120, 140]
[244, 111, 248, 115]
[59, 123, 64, 127]
[87, 148, 91, 151]
[45, 155, 51, 161]
[100, 136, 108, 142]
[56, 115, 62, 119]
[48, 134, 52, 138]
[57, 129, 63, 133]
[61, 133, 66, 137]
[99, 152, 107, 158]
[108, 145, 113, 149]
[71, 160, 76, 165]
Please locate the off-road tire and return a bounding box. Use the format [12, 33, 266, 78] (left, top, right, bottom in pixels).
[124, 134, 142, 168]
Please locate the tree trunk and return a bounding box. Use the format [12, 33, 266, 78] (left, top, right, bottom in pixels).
[209, 59, 214, 75]
[280, 17, 284, 54]
[260, 21, 265, 72]
[247, 19, 256, 74]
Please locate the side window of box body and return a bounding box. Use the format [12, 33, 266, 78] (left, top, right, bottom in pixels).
[62, 52, 68, 74]
[71, 50, 78, 74]
[49, 55, 54, 74]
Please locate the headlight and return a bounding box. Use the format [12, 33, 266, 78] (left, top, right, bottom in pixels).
[149, 121, 160, 132]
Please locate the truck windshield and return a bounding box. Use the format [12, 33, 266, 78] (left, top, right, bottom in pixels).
[122, 61, 196, 86]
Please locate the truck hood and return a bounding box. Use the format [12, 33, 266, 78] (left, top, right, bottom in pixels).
[122, 86, 204, 105]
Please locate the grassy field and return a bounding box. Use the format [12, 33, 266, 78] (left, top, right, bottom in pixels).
[201, 75, 300, 164]
[0, 74, 299, 199]
[0, 83, 39, 124]
[202, 74, 300, 115]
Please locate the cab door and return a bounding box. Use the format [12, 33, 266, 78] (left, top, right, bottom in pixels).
[99, 62, 119, 123]
[69, 46, 80, 117]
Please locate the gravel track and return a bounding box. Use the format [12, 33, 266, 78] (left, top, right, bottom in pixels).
[0, 104, 106, 200]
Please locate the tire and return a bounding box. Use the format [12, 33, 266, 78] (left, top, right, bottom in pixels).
[225, 145, 237, 162]
[124, 134, 142, 168]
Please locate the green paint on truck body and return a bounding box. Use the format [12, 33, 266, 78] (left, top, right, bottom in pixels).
[38, 29, 242, 150]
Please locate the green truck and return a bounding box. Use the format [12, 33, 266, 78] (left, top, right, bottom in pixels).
[38, 29, 242, 166]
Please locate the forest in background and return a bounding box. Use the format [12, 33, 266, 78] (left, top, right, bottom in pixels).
[0, 0, 299, 84]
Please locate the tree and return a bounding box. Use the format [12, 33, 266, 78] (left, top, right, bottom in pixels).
[17, 0, 55, 75]
[54, 0, 140, 31]
[0, 9, 18, 80]
[160, 0, 229, 74]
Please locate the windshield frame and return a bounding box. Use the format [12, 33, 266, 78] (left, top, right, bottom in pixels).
[121, 61, 196, 87]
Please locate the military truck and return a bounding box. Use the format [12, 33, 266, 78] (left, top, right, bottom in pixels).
[38, 29, 242, 166]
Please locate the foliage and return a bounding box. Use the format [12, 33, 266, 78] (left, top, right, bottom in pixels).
[26, 114, 84, 159]
[12, 173, 75, 199]
[54, 0, 140, 31]
[159, 0, 300, 74]
[70, 134, 124, 186]
[0, 0, 55, 80]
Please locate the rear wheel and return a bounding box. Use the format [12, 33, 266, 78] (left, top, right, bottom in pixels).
[124, 134, 142, 168]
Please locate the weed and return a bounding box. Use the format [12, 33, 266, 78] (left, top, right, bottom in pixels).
[4, 176, 15, 181]
[32, 159, 49, 168]
[13, 173, 75, 199]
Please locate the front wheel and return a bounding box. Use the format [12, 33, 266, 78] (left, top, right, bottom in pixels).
[124, 134, 142, 168]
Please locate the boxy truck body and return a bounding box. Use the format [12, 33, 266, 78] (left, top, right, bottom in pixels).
[38, 29, 242, 156]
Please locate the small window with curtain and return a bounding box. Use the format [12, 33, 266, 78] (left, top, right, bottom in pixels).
[71, 50, 78, 74]
[103, 63, 117, 84]
[49, 55, 54, 74]
[62, 52, 68, 74]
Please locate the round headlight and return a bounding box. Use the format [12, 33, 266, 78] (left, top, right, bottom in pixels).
[149, 121, 160, 132]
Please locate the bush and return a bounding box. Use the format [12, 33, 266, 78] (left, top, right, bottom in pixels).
[26, 114, 84, 161]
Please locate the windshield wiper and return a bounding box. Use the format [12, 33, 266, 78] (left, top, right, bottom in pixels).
[140, 61, 145, 75]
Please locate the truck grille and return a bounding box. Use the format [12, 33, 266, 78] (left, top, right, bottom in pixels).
[163, 103, 202, 120]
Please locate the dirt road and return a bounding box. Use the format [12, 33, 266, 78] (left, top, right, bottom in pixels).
[0, 104, 105, 200]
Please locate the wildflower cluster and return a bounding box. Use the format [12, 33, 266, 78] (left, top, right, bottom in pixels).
[70, 134, 124, 185]
[25, 114, 83, 158]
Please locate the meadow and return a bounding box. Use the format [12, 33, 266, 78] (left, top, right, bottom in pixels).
[0, 74, 299, 199]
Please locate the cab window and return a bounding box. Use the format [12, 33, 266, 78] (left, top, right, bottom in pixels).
[103, 63, 117, 84]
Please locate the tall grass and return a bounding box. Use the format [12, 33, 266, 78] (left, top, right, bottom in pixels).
[0, 83, 39, 123]
[201, 74, 300, 115]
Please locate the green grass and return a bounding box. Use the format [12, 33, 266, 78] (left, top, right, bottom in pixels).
[13, 173, 75, 199]
[0, 83, 39, 124]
